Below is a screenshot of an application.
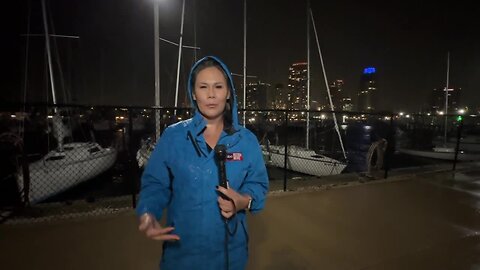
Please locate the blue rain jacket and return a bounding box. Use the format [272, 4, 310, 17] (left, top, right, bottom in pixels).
[136, 56, 269, 270]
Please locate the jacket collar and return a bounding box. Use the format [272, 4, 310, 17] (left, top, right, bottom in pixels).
[191, 111, 207, 136]
[188, 112, 242, 151]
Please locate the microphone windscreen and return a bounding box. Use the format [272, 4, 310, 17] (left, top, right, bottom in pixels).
[214, 144, 227, 160]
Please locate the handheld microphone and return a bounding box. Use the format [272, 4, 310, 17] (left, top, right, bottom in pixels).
[214, 145, 234, 269]
[214, 144, 228, 189]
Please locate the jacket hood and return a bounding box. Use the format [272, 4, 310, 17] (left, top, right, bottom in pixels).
[187, 56, 239, 128]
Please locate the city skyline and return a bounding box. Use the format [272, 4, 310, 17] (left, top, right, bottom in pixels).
[3, 0, 479, 113]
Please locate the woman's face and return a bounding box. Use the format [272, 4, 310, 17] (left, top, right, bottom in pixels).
[193, 66, 230, 121]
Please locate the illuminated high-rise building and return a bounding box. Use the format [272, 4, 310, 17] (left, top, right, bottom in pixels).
[356, 67, 378, 112]
[287, 62, 308, 110]
[430, 87, 461, 114]
[328, 79, 344, 111]
[273, 83, 288, 109]
[341, 97, 354, 111]
[246, 81, 270, 109]
[310, 100, 320, 111]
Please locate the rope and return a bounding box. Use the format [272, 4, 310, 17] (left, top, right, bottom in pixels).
[366, 138, 388, 175]
[0, 132, 29, 206]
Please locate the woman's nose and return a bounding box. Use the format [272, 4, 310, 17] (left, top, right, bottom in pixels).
[207, 87, 215, 98]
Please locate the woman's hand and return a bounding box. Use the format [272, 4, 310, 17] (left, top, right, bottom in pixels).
[216, 186, 251, 219]
[138, 213, 180, 241]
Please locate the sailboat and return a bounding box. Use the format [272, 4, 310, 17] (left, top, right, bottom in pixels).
[262, 6, 347, 177]
[399, 53, 480, 161]
[263, 144, 346, 176]
[443, 135, 480, 152]
[17, 0, 117, 204]
[398, 147, 480, 161]
[136, 0, 198, 168]
[136, 1, 348, 176]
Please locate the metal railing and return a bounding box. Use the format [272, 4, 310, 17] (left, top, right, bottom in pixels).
[1, 103, 478, 222]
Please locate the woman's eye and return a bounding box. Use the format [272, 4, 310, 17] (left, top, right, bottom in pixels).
[199, 85, 207, 89]
[215, 85, 224, 89]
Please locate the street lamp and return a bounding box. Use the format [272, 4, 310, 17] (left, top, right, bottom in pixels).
[174, 0, 186, 111]
[154, 0, 200, 127]
[154, 0, 161, 139]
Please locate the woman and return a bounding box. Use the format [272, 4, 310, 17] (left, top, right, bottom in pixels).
[136, 56, 269, 270]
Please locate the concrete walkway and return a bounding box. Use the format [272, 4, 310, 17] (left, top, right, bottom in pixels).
[1, 167, 480, 269]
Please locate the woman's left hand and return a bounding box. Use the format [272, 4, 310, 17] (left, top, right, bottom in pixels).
[216, 186, 251, 219]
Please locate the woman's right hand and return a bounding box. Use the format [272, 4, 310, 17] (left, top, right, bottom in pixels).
[138, 213, 180, 241]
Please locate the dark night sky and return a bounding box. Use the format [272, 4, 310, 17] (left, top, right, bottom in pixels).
[4, 0, 480, 112]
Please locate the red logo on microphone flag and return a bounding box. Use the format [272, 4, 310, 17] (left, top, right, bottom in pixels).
[226, 152, 243, 161]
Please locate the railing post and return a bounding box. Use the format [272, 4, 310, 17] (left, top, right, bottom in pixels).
[283, 111, 288, 192]
[384, 113, 395, 179]
[18, 141, 31, 207]
[127, 109, 137, 208]
[453, 116, 463, 171]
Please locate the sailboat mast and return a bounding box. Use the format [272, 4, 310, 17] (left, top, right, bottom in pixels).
[41, 0, 57, 106]
[41, 0, 66, 152]
[154, 1, 161, 139]
[174, 0, 186, 110]
[243, 0, 247, 126]
[306, 0, 311, 149]
[193, 0, 197, 62]
[310, 9, 347, 160]
[444, 52, 450, 146]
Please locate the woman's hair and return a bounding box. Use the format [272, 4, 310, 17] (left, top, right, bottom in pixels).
[191, 59, 234, 133]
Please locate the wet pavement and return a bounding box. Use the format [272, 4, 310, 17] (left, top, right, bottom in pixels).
[248, 168, 480, 270]
[1, 166, 480, 270]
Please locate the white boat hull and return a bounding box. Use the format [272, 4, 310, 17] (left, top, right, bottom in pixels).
[399, 148, 480, 161]
[443, 142, 480, 152]
[17, 142, 117, 204]
[433, 137, 480, 152]
[263, 145, 346, 177]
